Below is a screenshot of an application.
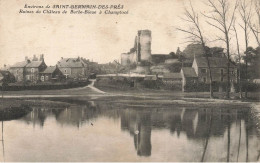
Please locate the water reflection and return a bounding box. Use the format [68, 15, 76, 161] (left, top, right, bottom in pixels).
[3, 99, 260, 161]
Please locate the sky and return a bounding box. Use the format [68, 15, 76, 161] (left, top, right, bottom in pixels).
[0, 0, 258, 67]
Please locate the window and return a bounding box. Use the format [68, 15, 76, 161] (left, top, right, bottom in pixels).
[201, 69, 206, 73]
[31, 68, 34, 73]
[41, 76, 44, 81]
[16, 70, 19, 74]
[45, 76, 49, 81]
[231, 71, 234, 75]
[221, 69, 224, 82]
[27, 75, 30, 80]
[203, 77, 206, 83]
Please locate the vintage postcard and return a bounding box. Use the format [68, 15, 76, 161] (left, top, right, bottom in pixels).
[0, 0, 260, 162]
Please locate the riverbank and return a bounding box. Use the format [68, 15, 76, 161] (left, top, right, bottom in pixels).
[0, 99, 31, 121]
[1, 84, 259, 102]
[0, 98, 72, 121]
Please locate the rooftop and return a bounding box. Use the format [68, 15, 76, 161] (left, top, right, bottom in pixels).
[26, 61, 44, 68]
[57, 58, 85, 68]
[163, 73, 182, 79]
[10, 61, 29, 68]
[41, 66, 57, 74]
[182, 67, 197, 78]
[195, 57, 236, 68]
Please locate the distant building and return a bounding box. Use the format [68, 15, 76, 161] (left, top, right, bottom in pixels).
[151, 54, 171, 64]
[181, 56, 237, 91]
[24, 55, 47, 83]
[56, 57, 97, 79]
[40, 66, 64, 82]
[9, 60, 30, 82]
[162, 73, 182, 83]
[9, 54, 47, 83]
[150, 64, 170, 75]
[192, 56, 237, 83]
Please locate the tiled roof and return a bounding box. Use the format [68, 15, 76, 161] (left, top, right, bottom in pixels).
[182, 67, 197, 78]
[195, 57, 236, 68]
[41, 66, 57, 74]
[57, 58, 85, 68]
[10, 61, 29, 68]
[163, 73, 182, 79]
[26, 61, 43, 68]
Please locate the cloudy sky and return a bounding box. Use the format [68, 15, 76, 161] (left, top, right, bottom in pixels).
[0, 0, 258, 67]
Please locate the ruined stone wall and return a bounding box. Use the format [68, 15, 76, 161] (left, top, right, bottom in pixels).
[137, 30, 152, 62]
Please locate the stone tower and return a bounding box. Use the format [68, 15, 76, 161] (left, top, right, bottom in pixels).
[136, 30, 152, 62]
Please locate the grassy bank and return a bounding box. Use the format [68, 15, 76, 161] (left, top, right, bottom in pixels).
[0, 97, 73, 121]
[0, 99, 31, 121]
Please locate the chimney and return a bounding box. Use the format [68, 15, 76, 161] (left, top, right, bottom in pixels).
[61, 57, 63, 59]
[32, 54, 38, 61]
[40, 54, 44, 61]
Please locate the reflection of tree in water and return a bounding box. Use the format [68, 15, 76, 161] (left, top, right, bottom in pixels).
[16, 99, 260, 161]
[20, 108, 54, 127]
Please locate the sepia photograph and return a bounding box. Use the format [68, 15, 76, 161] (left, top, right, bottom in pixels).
[0, 0, 260, 162]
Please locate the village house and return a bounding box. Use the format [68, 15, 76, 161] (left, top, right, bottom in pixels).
[9, 60, 30, 82]
[9, 55, 47, 83]
[40, 66, 64, 82]
[24, 55, 47, 83]
[192, 56, 237, 83]
[57, 57, 86, 79]
[181, 56, 237, 91]
[56, 57, 97, 80]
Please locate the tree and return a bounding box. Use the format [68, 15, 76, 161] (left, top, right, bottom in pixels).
[176, 1, 214, 98]
[244, 46, 260, 79]
[233, 22, 243, 98]
[238, 0, 253, 98]
[204, 0, 238, 98]
[248, 0, 260, 46]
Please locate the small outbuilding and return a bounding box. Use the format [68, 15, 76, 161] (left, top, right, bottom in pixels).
[180, 67, 198, 92]
[40, 66, 64, 82]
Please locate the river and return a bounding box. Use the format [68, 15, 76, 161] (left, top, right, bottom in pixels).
[0, 97, 259, 162]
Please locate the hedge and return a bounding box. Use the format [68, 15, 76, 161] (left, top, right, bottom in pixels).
[0, 81, 90, 91]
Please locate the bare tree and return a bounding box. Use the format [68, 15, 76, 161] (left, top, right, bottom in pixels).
[203, 0, 238, 99]
[176, 1, 214, 98]
[238, 0, 252, 98]
[249, 0, 260, 46]
[233, 21, 243, 98]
